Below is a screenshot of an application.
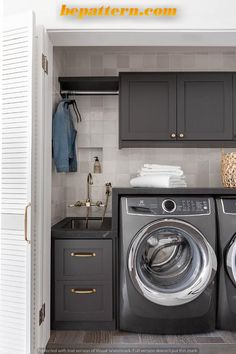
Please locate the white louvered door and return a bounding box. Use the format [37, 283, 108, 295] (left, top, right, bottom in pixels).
[1, 12, 35, 354]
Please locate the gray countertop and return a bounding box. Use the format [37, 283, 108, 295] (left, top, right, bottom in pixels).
[112, 187, 236, 196]
[111, 187, 236, 231]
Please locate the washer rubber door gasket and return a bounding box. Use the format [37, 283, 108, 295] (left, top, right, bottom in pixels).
[128, 219, 217, 306]
[226, 235, 236, 287]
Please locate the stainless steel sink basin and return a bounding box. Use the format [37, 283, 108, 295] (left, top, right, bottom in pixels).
[61, 217, 111, 231]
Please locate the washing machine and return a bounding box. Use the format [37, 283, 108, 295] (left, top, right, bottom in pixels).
[119, 196, 217, 334]
[216, 198, 236, 330]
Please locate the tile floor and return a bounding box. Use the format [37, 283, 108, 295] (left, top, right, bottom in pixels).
[46, 330, 236, 354]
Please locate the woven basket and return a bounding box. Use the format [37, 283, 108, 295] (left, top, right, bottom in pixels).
[221, 150, 236, 188]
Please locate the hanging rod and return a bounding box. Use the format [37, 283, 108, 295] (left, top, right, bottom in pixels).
[60, 90, 119, 96]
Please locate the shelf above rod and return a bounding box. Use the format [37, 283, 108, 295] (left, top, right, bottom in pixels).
[59, 76, 119, 96]
[60, 90, 119, 96]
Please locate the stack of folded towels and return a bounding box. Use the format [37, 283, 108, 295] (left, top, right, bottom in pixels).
[130, 164, 187, 188]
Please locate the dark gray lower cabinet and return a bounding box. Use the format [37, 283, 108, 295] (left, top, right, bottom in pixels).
[55, 281, 113, 322]
[53, 239, 113, 329]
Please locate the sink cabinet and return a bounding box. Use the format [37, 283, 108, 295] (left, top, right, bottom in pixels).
[119, 72, 235, 148]
[51, 218, 115, 330]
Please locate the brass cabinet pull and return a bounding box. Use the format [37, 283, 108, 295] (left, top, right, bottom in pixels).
[70, 252, 96, 257]
[70, 288, 96, 294]
[179, 133, 184, 138]
[170, 133, 176, 138]
[24, 202, 31, 244]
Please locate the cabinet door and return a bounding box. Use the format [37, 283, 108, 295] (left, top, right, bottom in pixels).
[177, 73, 233, 140]
[120, 73, 176, 141]
[233, 74, 236, 139]
[1, 12, 35, 354]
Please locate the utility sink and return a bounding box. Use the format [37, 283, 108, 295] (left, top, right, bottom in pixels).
[59, 217, 112, 231]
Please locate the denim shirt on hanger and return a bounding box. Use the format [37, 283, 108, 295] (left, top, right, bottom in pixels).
[52, 100, 77, 172]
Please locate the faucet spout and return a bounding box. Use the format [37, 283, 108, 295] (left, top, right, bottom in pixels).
[87, 173, 93, 201]
[86, 173, 93, 225]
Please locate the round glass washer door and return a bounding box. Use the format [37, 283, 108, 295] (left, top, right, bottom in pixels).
[226, 235, 236, 287]
[128, 219, 217, 306]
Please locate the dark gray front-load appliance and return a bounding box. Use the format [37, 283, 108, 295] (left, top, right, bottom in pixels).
[216, 198, 236, 330]
[119, 197, 217, 334]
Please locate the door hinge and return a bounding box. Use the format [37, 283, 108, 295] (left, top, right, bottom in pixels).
[39, 303, 46, 326]
[42, 54, 48, 74]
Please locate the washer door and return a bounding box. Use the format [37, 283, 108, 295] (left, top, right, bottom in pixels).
[226, 235, 236, 287]
[128, 219, 217, 306]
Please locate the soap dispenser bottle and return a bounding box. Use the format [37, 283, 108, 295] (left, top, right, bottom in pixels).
[93, 156, 101, 174]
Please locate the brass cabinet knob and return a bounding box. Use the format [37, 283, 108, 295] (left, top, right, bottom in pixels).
[179, 133, 184, 138]
[170, 133, 176, 138]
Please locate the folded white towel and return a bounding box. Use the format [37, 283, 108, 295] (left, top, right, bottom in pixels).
[130, 175, 187, 188]
[139, 169, 184, 177]
[143, 164, 182, 171]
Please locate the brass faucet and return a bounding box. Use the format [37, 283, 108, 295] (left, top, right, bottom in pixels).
[68, 173, 111, 210]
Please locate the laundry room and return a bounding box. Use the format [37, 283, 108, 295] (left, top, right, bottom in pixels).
[50, 46, 236, 350]
[2, 3, 236, 354]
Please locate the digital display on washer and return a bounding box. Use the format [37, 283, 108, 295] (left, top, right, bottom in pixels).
[126, 197, 210, 215]
[222, 199, 236, 214]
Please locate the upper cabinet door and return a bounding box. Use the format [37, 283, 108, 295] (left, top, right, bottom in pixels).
[120, 73, 176, 141]
[177, 73, 233, 140]
[233, 74, 236, 139]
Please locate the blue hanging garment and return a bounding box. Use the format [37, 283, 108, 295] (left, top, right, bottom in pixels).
[52, 100, 77, 172]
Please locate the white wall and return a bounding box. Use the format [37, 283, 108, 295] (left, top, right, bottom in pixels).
[3, 0, 236, 30]
[52, 46, 236, 221]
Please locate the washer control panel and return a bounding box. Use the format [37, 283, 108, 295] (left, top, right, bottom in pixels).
[126, 197, 210, 216]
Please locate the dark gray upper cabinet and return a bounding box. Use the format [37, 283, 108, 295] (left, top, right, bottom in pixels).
[119, 73, 176, 141]
[177, 73, 233, 141]
[119, 72, 235, 148]
[233, 74, 236, 139]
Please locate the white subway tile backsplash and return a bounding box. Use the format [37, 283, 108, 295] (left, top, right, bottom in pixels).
[143, 54, 157, 69]
[103, 134, 117, 148]
[170, 54, 183, 70]
[90, 55, 103, 69]
[77, 134, 91, 147]
[195, 53, 209, 70]
[182, 54, 196, 70]
[91, 120, 104, 134]
[117, 55, 130, 68]
[208, 53, 223, 70]
[130, 55, 143, 69]
[90, 134, 104, 147]
[223, 55, 236, 70]
[103, 120, 117, 134]
[104, 68, 118, 76]
[157, 54, 170, 69]
[103, 54, 117, 68]
[103, 109, 118, 121]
